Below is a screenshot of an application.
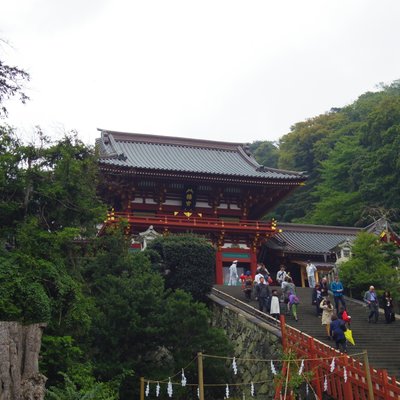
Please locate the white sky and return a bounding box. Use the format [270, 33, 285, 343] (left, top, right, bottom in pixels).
[1, 0, 400, 146]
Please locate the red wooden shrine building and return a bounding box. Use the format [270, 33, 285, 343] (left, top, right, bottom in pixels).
[97, 129, 307, 284]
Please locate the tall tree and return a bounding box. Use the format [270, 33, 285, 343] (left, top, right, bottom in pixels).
[0, 44, 30, 117]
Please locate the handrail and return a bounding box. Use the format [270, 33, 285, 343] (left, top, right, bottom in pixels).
[211, 287, 281, 332]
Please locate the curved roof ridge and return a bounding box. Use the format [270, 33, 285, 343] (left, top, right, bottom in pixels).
[97, 128, 243, 151]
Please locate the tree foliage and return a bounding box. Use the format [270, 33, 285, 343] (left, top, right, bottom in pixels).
[339, 232, 399, 299]
[251, 80, 400, 227]
[146, 233, 216, 301]
[0, 50, 30, 117]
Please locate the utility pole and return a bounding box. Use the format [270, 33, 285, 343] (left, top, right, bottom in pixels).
[198, 352, 205, 400]
[140, 377, 145, 400]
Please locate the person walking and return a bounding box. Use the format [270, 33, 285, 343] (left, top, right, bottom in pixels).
[364, 285, 379, 323]
[288, 293, 300, 321]
[306, 260, 317, 288]
[255, 276, 270, 313]
[382, 290, 394, 324]
[282, 276, 296, 314]
[320, 298, 334, 339]
[228, 260, 239, 286]
[331, 276, 346, 312]
[320, 277, 329, 298]
[330, 315, 347, 353]
[312, 283, 323, 317]
[276, 265, 287, 287]
[269, 290, 280, 320]
[243, 271, 253, 301]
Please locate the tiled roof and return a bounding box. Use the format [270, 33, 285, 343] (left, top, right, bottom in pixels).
[97, 130, 306, 181]
[267, 223, 361, 255]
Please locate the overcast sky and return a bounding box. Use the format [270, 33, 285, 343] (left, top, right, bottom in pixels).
[1, 0, 400, 146]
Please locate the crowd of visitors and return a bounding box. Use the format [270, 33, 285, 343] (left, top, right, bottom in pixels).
[237, 264, 396, 353]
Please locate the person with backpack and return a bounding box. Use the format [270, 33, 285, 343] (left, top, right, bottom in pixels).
[330, 315, 347, 353]
[242, 271, 253, 301]
[282, 276, 296, 314]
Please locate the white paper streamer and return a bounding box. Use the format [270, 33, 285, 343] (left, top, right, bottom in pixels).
[298, 359, 304, 375]
[324, 375, 328, 392]
[232, 357, 238, 375]
[167, 378, 173, 397]
[251, 381, 255, 397]
[270, 360, 277, 375]
[225, 384, 230, 398]
[145, 381, 150, 397]
[181, 369, 187, 387]
[306, 383, 309, 396]
[156, 382, 160, 397]
[197, 387, 200, 398]
[343, 366, 348, 383]
[330, 357, 336, 373]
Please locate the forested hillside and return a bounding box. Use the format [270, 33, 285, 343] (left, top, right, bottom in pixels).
[253, 81, 400, 228]
[0, 127, 231, 399]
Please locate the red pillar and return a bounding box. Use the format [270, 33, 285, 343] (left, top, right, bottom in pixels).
[216, 249, 223, 284]
[250, 249, 257, 277]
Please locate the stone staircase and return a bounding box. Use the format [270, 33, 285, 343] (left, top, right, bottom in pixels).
[215, 285, 400, 379]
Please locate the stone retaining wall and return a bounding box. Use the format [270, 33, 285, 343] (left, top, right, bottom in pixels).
[209, 295, 282, 399]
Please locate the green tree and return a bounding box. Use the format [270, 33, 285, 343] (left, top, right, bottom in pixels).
[339, 232, 399, 299]
[249, 140, 279, 168]
[83, 229, 231, 399]
[147, 234, 216, 301]
[0, 47, 30, 117]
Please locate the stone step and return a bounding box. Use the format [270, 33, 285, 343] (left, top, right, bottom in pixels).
[215, 285, 400, 378]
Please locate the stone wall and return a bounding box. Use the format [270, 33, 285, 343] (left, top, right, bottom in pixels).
[209, 295, 282, 399]
[0, 322, 47, 400]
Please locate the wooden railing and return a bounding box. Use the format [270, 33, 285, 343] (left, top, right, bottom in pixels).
[105, 211, 278, 234]
[280, 316, 400, 400]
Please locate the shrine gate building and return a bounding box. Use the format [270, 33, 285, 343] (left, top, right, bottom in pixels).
[97, 129, 307, 284]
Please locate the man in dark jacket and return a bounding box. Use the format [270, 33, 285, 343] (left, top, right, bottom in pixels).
[330, 315, 347, 353]
[255, 276, 270, 313]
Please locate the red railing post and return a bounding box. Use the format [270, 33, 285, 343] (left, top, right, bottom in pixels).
[381, 369, 390, 400]
[274, 360, 287, 400]
[308, 337, 323, 400]
[343, 357, 354, 400]
[280, 314, 287, 350]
